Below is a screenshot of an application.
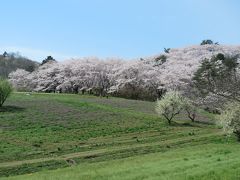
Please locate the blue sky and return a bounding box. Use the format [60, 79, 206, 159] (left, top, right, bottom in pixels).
[0, 0, 240, 61]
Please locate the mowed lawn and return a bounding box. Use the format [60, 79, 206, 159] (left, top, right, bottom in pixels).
[0, 93, 240, 179]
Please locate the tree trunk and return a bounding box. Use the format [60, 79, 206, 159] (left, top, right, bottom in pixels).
[168, 119, 171, 124]
[188, 113, 196, 122]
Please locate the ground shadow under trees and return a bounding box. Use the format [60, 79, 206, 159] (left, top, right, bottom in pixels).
[0, 106, 25, 113]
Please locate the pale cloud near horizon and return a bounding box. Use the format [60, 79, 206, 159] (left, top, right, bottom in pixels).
[0, 46, 76, 62]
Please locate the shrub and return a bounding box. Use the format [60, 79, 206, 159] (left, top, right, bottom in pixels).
[0, 78, 13, 107]
[154, 55, 167, 66]
[155, 91, 184, 124]
[219, 102, 240, 141]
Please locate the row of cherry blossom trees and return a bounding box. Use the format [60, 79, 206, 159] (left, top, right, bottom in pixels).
[9, 58, 164, 100]
[8, 44, 240, 101]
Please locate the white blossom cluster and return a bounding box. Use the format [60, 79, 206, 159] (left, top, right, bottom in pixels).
[145, 44, 240, 86]
[9, 44, 240, 100]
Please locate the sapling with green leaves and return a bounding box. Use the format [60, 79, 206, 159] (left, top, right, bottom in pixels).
[0, 78, 13, 107]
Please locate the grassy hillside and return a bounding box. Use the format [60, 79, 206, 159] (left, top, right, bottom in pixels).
[0, 93, 239, 179]
[3, 143, 240, 180]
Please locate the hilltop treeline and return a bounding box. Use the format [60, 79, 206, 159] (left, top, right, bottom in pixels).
[0, 52, 39, 78]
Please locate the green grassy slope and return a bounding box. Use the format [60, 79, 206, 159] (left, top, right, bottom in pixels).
[0, 93, 239, 179]
[3, 143, 240, 180]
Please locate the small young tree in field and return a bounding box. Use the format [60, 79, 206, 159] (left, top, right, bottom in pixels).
[183, 99, 197, 122]
[156, 91, 184, 124]
[219, 102, 240, 141]
[0, 78, 13, 107]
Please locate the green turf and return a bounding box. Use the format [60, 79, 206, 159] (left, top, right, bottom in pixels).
[0, 92, 239, 179]
[2, 143, 240, 180]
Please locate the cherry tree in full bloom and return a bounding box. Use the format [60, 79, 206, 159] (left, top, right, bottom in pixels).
[9, 69, 30, 91]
